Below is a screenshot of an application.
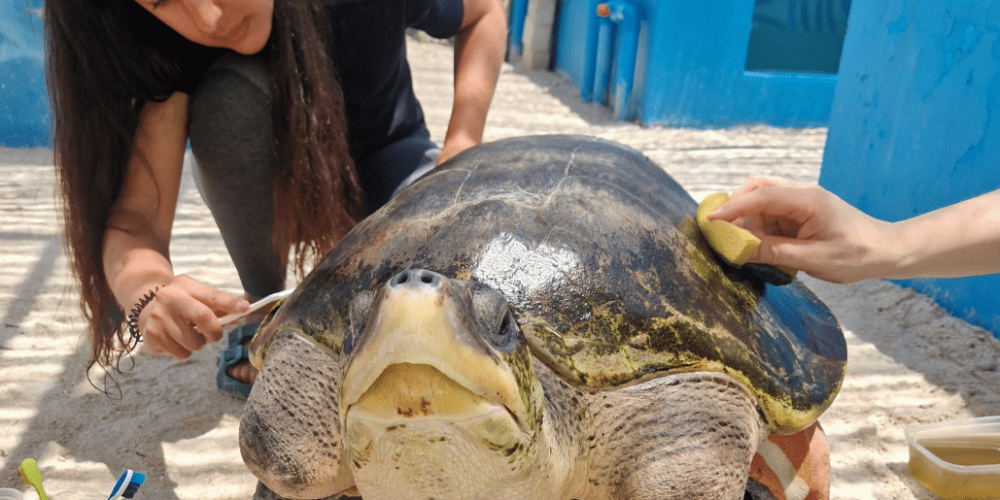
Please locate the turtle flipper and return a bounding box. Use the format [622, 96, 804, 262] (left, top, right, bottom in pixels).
[253, 482, 358, 500]
[587, 372, 765, 500]
[242, 331, 355, 499]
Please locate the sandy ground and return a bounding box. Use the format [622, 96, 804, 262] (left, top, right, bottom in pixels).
[1, 37, 999, 500]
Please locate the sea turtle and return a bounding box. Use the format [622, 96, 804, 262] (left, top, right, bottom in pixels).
[240, 135, 846, 500]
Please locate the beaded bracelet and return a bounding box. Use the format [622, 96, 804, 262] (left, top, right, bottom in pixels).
[126, 287, 159, 342]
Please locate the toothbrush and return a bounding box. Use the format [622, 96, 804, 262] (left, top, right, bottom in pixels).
[18, 458, 47, 500]
[107, 470, 145, 500]
[217, 288, 294, 325]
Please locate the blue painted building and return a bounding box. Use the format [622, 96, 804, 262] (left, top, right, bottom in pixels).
[0, 0, 49, 147]
[821, 0, 1000, 335]
[549, 0, 851, 126]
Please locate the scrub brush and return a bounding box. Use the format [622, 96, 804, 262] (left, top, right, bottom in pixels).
[697, 192, 798, 285]
[18, 458, 47, 500]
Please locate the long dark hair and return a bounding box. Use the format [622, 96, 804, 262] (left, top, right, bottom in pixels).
[45, 0, 362, 382]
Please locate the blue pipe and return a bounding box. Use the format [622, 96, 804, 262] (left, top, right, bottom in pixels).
[591, 4, 615, 104]
[588, 1, 641, 118]
[579, 0, 602, 102]
[608, 1, 639, 121]
[508, 0, 529, 61]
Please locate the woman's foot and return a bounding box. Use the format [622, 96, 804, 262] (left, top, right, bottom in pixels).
[217, 321, 260, 399]
[217, 306, 269, 398]
[216, 294, 281, 399]
[227, 353, 259, 385]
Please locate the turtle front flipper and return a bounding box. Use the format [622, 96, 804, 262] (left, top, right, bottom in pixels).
[585, 372, 766, 500]
[241, 330, 356, 499]
[253, 481, 358, 500]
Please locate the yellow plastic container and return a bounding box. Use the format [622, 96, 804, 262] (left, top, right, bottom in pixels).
[906, 416, 1000, 500]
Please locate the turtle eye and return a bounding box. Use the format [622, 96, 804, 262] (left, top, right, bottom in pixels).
[472, 286, 518, 352]
[489, 310, 519, 352]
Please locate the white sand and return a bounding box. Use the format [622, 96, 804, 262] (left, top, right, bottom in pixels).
[1, 37, 997, 500]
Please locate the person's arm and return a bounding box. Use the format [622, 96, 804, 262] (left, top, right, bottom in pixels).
[436, 0, 505, 164]
[892, 188, 1000, 279]
[104, 92, 248, 358]
[707, 176, 1000, 284]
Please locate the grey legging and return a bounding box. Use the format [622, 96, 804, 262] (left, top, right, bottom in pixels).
[188, 54, 438, 298]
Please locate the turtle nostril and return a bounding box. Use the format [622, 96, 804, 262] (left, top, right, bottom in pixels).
[389, 269, 442, 289]
[389, 269, 441, 288]
[390, 271, 409, 287]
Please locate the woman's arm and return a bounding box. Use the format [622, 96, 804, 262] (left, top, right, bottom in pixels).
[104, 92, 248, 358]
[437, 0, 506, 164]
[891, 188, 1000, 280]
[708, 176, 1000, 284]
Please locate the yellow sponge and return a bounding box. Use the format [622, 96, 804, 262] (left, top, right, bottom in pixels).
[696, 193, 798, 284]
[697, 193, 760, 266]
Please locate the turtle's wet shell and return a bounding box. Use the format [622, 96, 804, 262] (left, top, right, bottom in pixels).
[264, 135, 846, 435]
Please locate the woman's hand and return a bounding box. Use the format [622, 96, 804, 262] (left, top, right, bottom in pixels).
[436, 134, 478, 165]
[134, 275, 249, 359]
[439, 0, 505, 165]
[710, 176, 1000, 283]
[707, 176, 895, 284]
[101, 93, 249, 358]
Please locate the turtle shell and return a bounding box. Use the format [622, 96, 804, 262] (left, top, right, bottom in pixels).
[270, 135, 846, 435]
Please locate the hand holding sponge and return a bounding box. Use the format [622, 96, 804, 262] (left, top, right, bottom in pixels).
[696, 192, 797, 285]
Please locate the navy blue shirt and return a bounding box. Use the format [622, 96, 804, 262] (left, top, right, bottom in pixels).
[179, 0, 464, 159]
[326, 0, 463, 159]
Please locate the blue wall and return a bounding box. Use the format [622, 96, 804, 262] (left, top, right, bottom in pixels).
[0, 0, 50, 147]
[554, 0, 847, 127]
[555, 0, 601, 99]
[820, 0, 1000, 335]
[641, 0, 838, 127]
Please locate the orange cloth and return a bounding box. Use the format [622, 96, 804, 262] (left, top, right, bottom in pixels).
[749, 423, 830, 500]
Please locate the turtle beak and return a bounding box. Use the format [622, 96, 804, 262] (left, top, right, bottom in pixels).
[340, 269, 531, 431]
[247, 297, 290, 370]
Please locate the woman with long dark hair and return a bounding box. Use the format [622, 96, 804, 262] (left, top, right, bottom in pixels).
[45, 0, 505, 398]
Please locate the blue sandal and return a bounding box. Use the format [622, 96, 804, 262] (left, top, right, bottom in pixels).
[217, 322, 260, 399]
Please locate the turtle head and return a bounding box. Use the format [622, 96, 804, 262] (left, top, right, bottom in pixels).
[240, 268, 559, 500]
[339, 268, 550, 499]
